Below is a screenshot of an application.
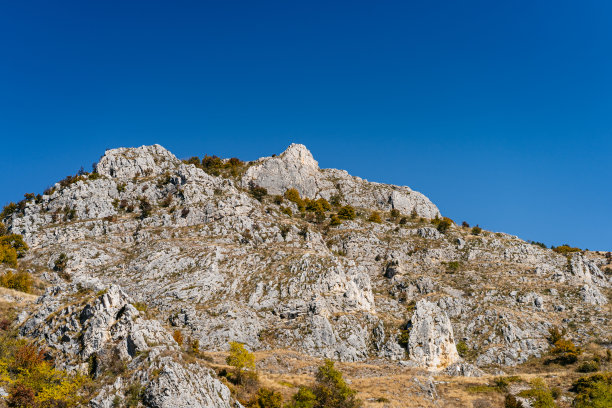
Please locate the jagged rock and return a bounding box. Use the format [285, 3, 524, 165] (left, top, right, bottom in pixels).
[384, 260, 402, 278]
[3, 142, 610, 404]
[580, 284, 607, 305]
[416, 227, 441, 239]
[443, 362, 485, 377]
[143, 358, 235, 408]
[407, 300, 459, 370]
[96, 144, 180, 179]
[241, 144, 441, 218]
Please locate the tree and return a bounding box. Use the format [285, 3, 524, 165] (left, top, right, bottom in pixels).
[226, 341, 255, 383]
[0, 234, 28, 258]
[287, 387, 317, 408]
[311, 359, 362, 408]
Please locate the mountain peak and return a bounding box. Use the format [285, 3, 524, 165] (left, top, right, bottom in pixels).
[279, 143, 319, 170]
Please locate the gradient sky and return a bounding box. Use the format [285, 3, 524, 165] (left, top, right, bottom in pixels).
[1, 1, 611, 250]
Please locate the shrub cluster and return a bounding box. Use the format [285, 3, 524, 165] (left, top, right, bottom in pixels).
[0, 270, 33, 293]
[182, 155, 245, 178]
[431, 216, 454, 233]
[570, 372, 611, 408]
[285, 359, 362, 408]
[552, 244, 582, 255]
[0, 232, 28, 268]
[0, 333, 86, 407]
[367, 212, 382, 223]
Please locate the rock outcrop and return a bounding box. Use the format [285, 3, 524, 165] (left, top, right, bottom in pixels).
[1, 143, 610, 406]
[241, 144, 441, 218]
[407, 300, 460, 370]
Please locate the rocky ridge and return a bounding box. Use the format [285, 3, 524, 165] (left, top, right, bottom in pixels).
[1, 143, 611, 406]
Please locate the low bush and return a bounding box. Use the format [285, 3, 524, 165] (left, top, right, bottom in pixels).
[504, 394, 524, 408]
[172, 330, 183, 346]
[517, 378, 556, 408]
[249, 184, 268, 202]
[367, 211, 382, 223]
[549, 338, 581, 365]
[576, 360, 600, 373]
[329, 215, 342, 226]
[552, 244, 582, 255]
[571, 372, 612, 408]
[1, 202, 18, 219]
[284, 189, 305, 211]
[337, 206, 356, 220]
[54, 253, 69, 272]
[471, 225, 482, 235]
[0, 270, 33, 293]
[139, 198, 152, 219]
[246, 388, 283, 408]
[432, 216, 454, 233]
[456, 341, 469, 357]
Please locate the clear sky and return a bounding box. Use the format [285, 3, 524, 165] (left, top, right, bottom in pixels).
[1, 1, 611, 250]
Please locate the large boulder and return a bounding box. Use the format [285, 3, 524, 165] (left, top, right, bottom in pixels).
[407, 299, 460, 370]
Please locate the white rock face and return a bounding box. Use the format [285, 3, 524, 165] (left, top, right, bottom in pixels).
[4, 141, 611, 394]
[242, 144, 441, 218]
[407, 299, 460, 370]
[96, 144, 180, 178]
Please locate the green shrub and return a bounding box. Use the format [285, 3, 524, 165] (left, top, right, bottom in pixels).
[139, 198, 152, 218]
[446, 261, 461, 273]
[281, 207, 293, 217]
[456, 341, 469, 357]
[390, 209, 400, 219]
[432, 217, 453, 233]
[0, 270, 33, 293]
[329, 215, 342, 227]
[337, 206, 356, 220]
[249, 184, 268, 202]
[273, 195, 284, 205]
[504, 394, 524, 408]
[287, 387, 317, 408]
[246, 387, 283, 408]
[284, 189, 305, 211]
[367, 211, 382, 223]
[124, 383, 143, 408]
[0, 243, 17, 267]
[0, 222, 7, 236]
[571, 372, 612, 408]
[329, 194, 342, 207]
[399, 217, 408, 225]
[312, 359, 362, 408]
[552, 244, 582, 255]
[471, 225, 482, 235]
[517, 378, 556, 408]
[1, 202, 18, 219]
[54, 253, 69, 272]
[577, 360, 600, 373]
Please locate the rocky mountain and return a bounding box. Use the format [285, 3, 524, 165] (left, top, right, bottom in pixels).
[1, 143, 610, 407]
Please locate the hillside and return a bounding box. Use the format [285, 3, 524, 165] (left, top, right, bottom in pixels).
[0, 144, 610, 408]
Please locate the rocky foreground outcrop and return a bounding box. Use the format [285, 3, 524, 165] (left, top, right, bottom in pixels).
[2, 143, 611, 405]
[20, 281, 237, 408]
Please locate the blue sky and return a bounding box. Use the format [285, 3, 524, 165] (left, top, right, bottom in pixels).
[1, 1, 611, 250]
